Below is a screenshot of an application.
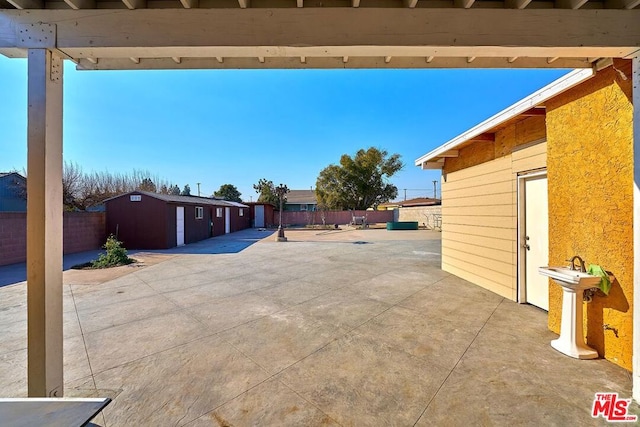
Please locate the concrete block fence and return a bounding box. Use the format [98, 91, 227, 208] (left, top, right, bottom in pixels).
[0, 212, 106, 267]
[280, 210, 394, 226]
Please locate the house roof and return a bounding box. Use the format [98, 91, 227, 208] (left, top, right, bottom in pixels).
[414, 68, 595, 170]
[379, 197, 441, 208]
[0, 172, 26, 181]
[286, 190, 317, 205]
[398, 197, 441, 207]
[105, 191, 248, 208]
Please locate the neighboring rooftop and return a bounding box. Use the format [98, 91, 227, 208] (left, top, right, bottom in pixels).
[379, 197, 441, 209]
[0, 172, 25, 180]
[286, 190, 317, 205]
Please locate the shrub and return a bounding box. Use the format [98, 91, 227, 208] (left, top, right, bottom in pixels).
[91, 235, 135, 268]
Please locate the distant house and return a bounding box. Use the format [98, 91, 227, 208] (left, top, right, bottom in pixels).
[0, 172, 27, 212]
[105, 191, 250, 249]
[284, 190, 317, 211]
[378, 197, 441, 210]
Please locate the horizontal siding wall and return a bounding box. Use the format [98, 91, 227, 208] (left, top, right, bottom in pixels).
[442, 156, 516, 299]
[512, 141, 547, 173]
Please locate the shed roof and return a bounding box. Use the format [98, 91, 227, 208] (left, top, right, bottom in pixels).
[414, 68, 595, 170]
[105, 191, 248, 208]
[286, 190, 317, 205]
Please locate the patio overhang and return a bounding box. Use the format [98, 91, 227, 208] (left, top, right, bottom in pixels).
[1, 0, 639, 405]
[0, 9, 639, 70]
[414, 68, 594, 170]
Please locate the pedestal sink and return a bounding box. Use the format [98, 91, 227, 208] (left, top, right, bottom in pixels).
[538, 266, 601, 359]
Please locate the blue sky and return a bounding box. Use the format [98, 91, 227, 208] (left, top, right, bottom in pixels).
[0, 56, 568, 201]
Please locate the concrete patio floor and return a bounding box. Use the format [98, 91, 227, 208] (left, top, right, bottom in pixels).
[0, 228, 635, 426]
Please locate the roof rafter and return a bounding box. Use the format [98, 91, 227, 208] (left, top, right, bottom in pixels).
[179, 0, 198, 8]
[454, 0, 475, 8]
[63, 0, 95, 9]
[121, 0, 145, 9]
[5, 0, 42, 8]
[505, 0, 532, 8]
[556, 0, 589, 8]
[605, 0, 640, 7]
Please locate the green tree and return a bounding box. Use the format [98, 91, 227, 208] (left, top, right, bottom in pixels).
[315, 147, 403, 210]
[169, 184, 181, 195]
[181, 184, 191, 196]
[138, 177, 156, 192]
[213, 184, 242, 202]
[253, 178, 279, 206]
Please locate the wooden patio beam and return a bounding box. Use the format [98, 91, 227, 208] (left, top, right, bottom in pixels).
[0, 9, 638, 58]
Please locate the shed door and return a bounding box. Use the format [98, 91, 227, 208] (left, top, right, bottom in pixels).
[523, 176, 549, 310]
[255, 205, 265, 228]
[225, 207, 231, 234]
[176, 206, 185, 246]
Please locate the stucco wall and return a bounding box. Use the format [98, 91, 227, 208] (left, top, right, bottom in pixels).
[545, 60, 634, 370]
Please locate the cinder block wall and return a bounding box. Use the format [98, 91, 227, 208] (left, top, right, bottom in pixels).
[63, 212, 107, 255]
[397, 206, 442, 228]
[280, 210, 394, 226]
[0, 212, 106, 266]
[0, 213, 27, 266]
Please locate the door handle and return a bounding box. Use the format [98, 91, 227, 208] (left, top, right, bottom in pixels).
[523, 243, 530, 250]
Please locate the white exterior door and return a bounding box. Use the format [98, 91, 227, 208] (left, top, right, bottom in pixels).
[255, 205, 265, 228]
[523, 175, 549, 310]
[225, 207, 231, 234]
[176, 206, 185, 246]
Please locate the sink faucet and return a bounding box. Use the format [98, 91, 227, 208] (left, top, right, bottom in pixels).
[568, 255, 586, 272]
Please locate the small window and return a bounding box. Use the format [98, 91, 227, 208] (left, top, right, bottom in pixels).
[216, 207, 223, 218]
[195, 206, 203, 219]
[300, 204, 307, 211]
[239, 208, 244, 217]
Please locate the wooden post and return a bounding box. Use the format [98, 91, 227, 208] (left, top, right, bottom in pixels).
[633, 55, 639, 403]
[27, 48, 64, 397]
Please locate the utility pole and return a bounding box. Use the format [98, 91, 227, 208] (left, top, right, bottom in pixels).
[403, 188, 407, 201]
[197, 182, 201, 197]
[433, 180, 438, 199]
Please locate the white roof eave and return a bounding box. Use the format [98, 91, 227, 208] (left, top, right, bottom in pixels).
[414, 68, 595, 168]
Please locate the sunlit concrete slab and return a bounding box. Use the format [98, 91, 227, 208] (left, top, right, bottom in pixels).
[0, 228, 636, 425]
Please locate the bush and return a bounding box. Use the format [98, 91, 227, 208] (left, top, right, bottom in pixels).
[91, 235, 135, 268]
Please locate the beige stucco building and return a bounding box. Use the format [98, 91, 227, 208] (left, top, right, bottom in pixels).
[416, 61, 634, 370]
